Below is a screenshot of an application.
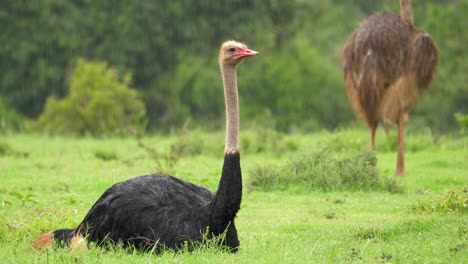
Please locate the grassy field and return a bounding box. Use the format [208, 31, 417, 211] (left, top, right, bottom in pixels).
[0, 129, 467, 263]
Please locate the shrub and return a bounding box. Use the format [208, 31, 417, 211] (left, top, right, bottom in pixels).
[248, 147, 403, 193]
[30, 59, 145, 137]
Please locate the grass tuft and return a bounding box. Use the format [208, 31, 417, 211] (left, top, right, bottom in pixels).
[411, 187, 468, 214]
[354, 219, 434, 242]
[248, 148, 403, 193]
[354, 226, 388, 241]
[0, 141, 28, 157]
[94, 149, 118, 161]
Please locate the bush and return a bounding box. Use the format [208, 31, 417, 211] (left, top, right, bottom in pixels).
[248, 147, 403, 193]
[30, 59, 145, 137]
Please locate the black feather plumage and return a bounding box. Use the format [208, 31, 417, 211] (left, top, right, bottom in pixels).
[55, 153, 241, 252]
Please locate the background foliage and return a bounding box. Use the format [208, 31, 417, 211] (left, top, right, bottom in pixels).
[0, 0, 466, 133]
[29, 59, 145, 136]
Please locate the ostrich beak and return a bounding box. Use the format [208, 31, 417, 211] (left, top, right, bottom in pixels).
[234, 48, 259, 58]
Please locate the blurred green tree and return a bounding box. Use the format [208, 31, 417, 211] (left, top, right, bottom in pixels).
[30, 59, 145, 136]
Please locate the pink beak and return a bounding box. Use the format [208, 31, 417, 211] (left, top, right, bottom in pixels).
[234, 48, 259, 58]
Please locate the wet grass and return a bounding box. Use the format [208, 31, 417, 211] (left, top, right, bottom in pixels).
[0, 129, 466, 263]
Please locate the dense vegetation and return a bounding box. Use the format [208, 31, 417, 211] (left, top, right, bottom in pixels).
[1, 0, 466, 134]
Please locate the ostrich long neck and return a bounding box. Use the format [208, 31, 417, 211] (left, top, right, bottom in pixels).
[400, 0, 414, 25]
[221, 64, 239, 153]
[209, 62, 242, 231]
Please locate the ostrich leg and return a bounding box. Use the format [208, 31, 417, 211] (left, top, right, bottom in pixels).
[396, 113, 407, 176]
[369, 122, 377, 151]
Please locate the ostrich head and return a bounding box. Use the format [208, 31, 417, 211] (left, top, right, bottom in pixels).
[219, 40, 259, 67]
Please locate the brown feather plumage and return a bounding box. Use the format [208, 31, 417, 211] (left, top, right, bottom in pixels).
[341, 0, 438, 176]
[30, 232, 53, 252]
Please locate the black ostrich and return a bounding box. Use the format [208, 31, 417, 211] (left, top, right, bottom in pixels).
[32, 40, 259, 252]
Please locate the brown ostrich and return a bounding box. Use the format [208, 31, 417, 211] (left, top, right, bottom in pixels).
[342, 0, 438, 176]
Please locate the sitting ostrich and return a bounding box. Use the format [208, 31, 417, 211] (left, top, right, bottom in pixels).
[342, 0, 438, 176]
[32, 40, 259, 252]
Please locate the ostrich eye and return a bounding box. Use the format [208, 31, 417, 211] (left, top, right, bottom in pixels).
[228, 48, 236, 53]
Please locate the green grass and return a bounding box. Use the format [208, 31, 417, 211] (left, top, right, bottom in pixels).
[0, 129, 467, 263]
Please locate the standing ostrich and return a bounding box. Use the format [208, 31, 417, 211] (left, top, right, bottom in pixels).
[342, 0, 438, 176]
[31, 40, 258, 252]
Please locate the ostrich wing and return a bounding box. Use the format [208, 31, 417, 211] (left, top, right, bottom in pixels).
[411, 33, 438, 90]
